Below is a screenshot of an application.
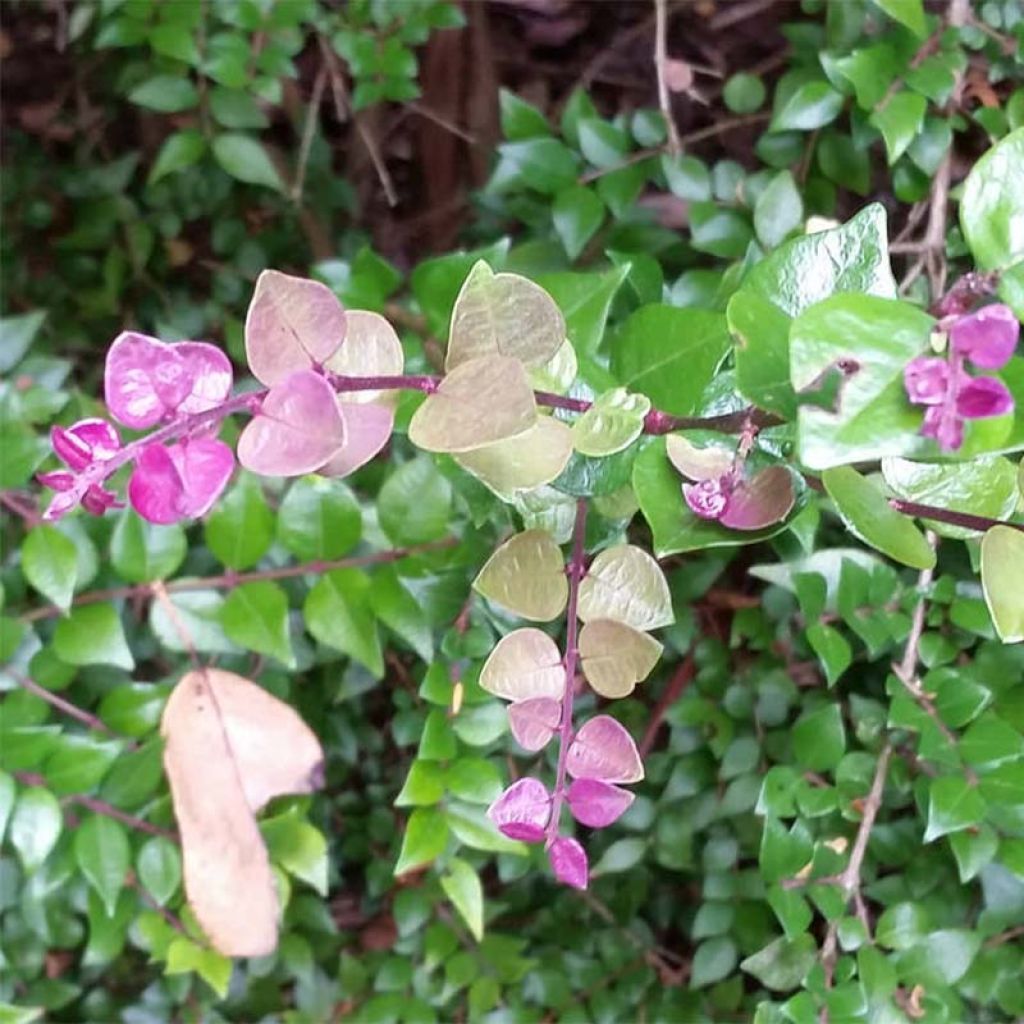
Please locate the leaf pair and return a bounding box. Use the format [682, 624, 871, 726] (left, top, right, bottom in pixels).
[161, 668, 324, 957]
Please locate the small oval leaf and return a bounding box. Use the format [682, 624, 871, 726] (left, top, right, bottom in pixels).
[578, 619, 663, 698]
[487, 777, 551, 842]
[577, 544, 674, 630]
[479, 628, 566, 702]
[474, 529, 569, 621]
[566, 715, 644, 783]
[508, 697, 562, 751]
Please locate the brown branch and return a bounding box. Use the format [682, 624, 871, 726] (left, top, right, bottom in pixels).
[291, 66, 328, 204]
[889, 499, 1024, 535]
[653, 0, 682, 157]
[9, 670, 118, 736]
[639, 653, 695, 757]
[19, 539, 458, 623]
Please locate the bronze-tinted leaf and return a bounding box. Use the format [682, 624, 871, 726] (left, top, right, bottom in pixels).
[473, 529, 568, 621]
[578, 619, 663, 698]
[480, 628, 566, 701]
[455, 417, 573, 498]
[577, 544, 674, 630]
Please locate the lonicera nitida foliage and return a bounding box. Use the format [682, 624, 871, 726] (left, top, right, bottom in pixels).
[29, 126, 1024, 922]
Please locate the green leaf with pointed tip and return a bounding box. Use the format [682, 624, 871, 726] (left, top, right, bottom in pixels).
[772, 80, 843, 132]
[881, 457, 1019, 540]
[578, 544, 673, 630]
[261, 811, 328, 895]
[571, 388, 650, 457]
[455, 417, 573, 499]
[740, 935, 817, 992]
[823, 466, 935, 570]
[378, 457, 452, 545]
[441, 858, 484, 942]
[409, 355, 537, 453]
[961, 128, 1024, 272]
[10, 786, 62, 871]
[537, 266, 630, 356]
[729, 289, 798, 418]
[212, 132, 283, 191]
[792, 703, 845, 772]
[166, 938, 232, 998]
[205, 474, 274, 570]
[924, 776, 986, 842]
[445, 262, 565, 371]
[304, 568, 383, 676]
[395, 807, 449, 875]
[22, 525, 77, 612]
[806, 623, 852, 686]
[473, 530, 568, 622]
[110, 509, 187, 583]
[221, 581, 295, 667]
[579, 619, 663, 698]
[790, 295, 933, 468]
[75, 814, 130, 915]
[369, 566, 433, 663]
[276, 477, 361, 561]
[871, 0, 927, 36]
[754, 170, 803, 249]
[870, 92, 927, 165]
[53, 604, 134, 670]
[553, 186, 605, 262]
[981, 526, 1024, 643]
[611, 305, 731, 416]
[137, 836, 181, 906]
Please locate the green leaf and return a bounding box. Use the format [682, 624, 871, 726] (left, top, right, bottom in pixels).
[148, 130, 206, 185]
[744, 204, 897, 318]
[0, 310, 46, 373]
[261, 811, 328, 895]
[729, 289, 797, 418]
[882, 457, 1020, 540]
[137, 836, 181, 905]
[99, 683, 169, 736]
[571, 388, 650, 457]
[395, 761, 445, 807]
[10, 786, 62, 871]
[74, 814, 130, 915]
[578, 117, 629, 169]
[209, 87, 268, 129]
[166, 938, 232, 998]
[150, 23, 200, 63]
[395, 807, 449, 875]
[150, 590, 237, 655]
[871, 0, 927, 36]
[445, 758, 503, 805]
[792, 703, 845, 772]
[981, 526, 1024, 643]
[893, 930, 980, 987]
[772, 80, 844, 132]
[129, 74, 199, 112]
[806, 623, 852, 686]
[378, 457, 452, 545]
[870, 92, 927, 165]
[924, 775, 986, 842]
[690, 937, 738, 988]
[22, 525, 78, 612]
[876, 901, 930, 950]
[689, 202, 754, 259]
[370, 566, 433, 662]
[212, 133, 283, 191]
[276, 478, 361, 562]
[552, 186, 605, 262]
[790, 295, 932, 468]
[536, 266, 630, 356]
[753, 170, 803, 249]
[723, 73, 766, 114]
[499, 89, 550, 140]
[110, 509, 186, 583]
[0, 772, 15, 845]
[610, 306, 730, 416]
[45, 736, 122, 794]
[822, 466, 935, 570]
[949, 825, 998, 882]
[760, 816, 813, 882]
[221, 581, 295, 667]
[204, 475, 274, 569]
[304, 568, 383, 676]
[490, 138, 580, 195]
[740, 935, 816, 991]
[961, 128, 1024, 271]
[441, 858, 484, 941]
[53, 604, 134, 671]
[817, 132, 871, 195]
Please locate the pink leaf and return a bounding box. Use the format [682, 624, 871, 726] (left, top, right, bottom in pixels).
[920, 406, 963, 452]
[683, 478, 729, 520]
[173, 342, 234, 414]
[508, 697, 561, 752]
[566, 715, 644, 784]
[237, 370, 346, 477]
[956, 376, 1014, 420]
[317, 402, 394, 478]
[128, 439, 234, 524]
[487, 777, 551, 843]
[81, 485, 120, 516]
[51, 418, 121, 470]
[245, 270, 346, 386]
[104, 332, 195, 429]
[548, 836, 588, 890]
[903, 356, 950, 406]
[566, 778, 635, 828]
[720, 466, 795, 531]
[950, 304, 1019, 370]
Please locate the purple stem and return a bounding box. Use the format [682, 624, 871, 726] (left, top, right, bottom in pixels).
[890, 499, 1024, 534]
[545, 497, 589, 847]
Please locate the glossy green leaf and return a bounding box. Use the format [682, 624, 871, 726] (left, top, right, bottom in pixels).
[53, 604, 134, 671]
[441, 858, 484, 942]
[10, 786, 62, 871]
[924, 776, 986, 842]
[221, 581, 295, 667]
[553, 186, 605, 261]
[753, 171, 803, 249]
[806, 623, 852, 686]
[378, 457, 452, 545]
[129, 75, 198, 112]
[75, 814, 130, 915]
[610, 305, 730, 416]
[212, 133, 283, 191]
[740, 935, 816, 992]
[137, 836, 181, 906]
[772, 80, 844, 132]
[110, 509, 187, 583]
[22, 525, 77, 612]
[823, 466, 935, 569]
[871, 0, 927, 36]
[691, 937, 738, 988]
[261, 812, 329, 895]
[304, 568, 383, 676]
[792, 703, 845, 772]
[536, 266, 630, 356]
[369, 566, 433, 663]
[395, 807, 449, 875]
[791, 295, 932, 468]
[571, 388, 650, 457]
[870, 92, 927, 165]
[204, 475, 274, 570]
[166, 939, 232, 998]
[0, 309, 46, 373]
[276, 478, 361, 561]
[981, 526, 1024, 643]
[960, 128, 1024, 271]
[729, 289, 798, 417]
[148, 129, 205, 185]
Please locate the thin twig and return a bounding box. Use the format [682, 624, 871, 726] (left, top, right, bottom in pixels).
[69, 793, 178, 842]
[19, 539, 458, 623]
[292, 66, 328, 204]
[9, 669, 117, 736]
[152, 582, 200, 669]
[653, 0, 682, 157]
[889, 499, 1024, 535]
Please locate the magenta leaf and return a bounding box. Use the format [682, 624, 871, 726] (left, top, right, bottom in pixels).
[245, 270, 346, 386]
[956, 376, 1014, 420]
[80, 484, 120, 516]
[566, 715, 644, 784]
[903, 356, 950, 406]
[683, 478, 730, 520]
[566, 778, 635, 828]
[508, 697, 561, 752]
[128, 438, 234, 524]
[237, 370, 346, 477]
[51, 418, 121, 470]
[42, 489, 80, 521]
[720, 466, 795, 531]
[950, 304, 1019, 370]
[104, 332, 195, 429]
[172, 342, 234, 414]
[548, 836, 588, 890]
[487, 777, 551, 842]
[317, 402, 394, 478]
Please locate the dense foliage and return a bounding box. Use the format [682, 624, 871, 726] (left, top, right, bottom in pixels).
[2, 1, 1024, 1022]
